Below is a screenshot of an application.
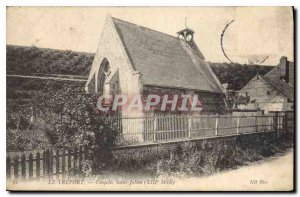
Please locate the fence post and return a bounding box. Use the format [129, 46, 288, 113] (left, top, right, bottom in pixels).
[36, 152, 40, 180]
[215, 115, 219, 136]
[284, 112, 288, 134]
[49, 150, 53, 178]
[6, 156, 11, 180]
[236, 117, 240, 134]
[68, 148, 71, 172]
[275, 112, 279, 138]
[55, 149, 60, 178]
[79, 147, 83, 171]
[46, 149, 50, 177]
[188, 115, 192, 139]
[21, 153, 26, 180]
[73, 147, 77, 170]
[153, 115, 157, 142]
[43, 150, 47, 178]
[45, 149, 50, 179]
[278, 114, 283, 135]
[29, 153, 33, 179]
[268, 116, 272, 131]
[13, 156, 19, 180]
[62, 148, 66, 178]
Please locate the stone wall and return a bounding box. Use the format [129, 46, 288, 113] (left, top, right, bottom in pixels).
[112, 131, 277, 162]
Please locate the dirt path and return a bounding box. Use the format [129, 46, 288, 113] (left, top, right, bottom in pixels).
[85, 149, 294, 191]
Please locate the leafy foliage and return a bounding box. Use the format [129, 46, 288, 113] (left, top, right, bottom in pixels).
[6, 77, 58, 152]
[7, 106, 50, 152]
[210, 62, 273, 90]
[225, 91, 250, 110]
[7, 77, 119, 172]
[31, 83, 119, 171]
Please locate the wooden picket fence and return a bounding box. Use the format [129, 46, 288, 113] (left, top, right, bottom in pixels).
[7, 147, 90, 181]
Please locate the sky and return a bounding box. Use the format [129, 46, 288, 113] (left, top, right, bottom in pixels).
[7, 7, 294, 65]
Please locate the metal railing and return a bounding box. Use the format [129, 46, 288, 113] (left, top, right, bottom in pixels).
[109, 114, 285, 145]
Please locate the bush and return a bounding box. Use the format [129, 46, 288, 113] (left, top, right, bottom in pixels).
[31, 83, 120, 174]
[210, 62, 273, 90]
[7, 77, 119, 174]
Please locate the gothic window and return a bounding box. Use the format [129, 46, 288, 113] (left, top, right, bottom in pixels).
[104, 61, 111, 77]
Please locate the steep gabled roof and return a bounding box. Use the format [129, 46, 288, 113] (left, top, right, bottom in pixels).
[262, 58, 294, 101]
[265, 61, 294, 82]
[112, 17, 223, 93]
[261, 75, 294, 101]
[241, 73, 294, 101]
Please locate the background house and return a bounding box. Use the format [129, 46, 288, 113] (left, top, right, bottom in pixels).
[238, 56, 294, 113]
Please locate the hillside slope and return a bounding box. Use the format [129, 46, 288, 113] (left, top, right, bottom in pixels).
[7, 45, 94, 76]
[7, 45, 274, 90]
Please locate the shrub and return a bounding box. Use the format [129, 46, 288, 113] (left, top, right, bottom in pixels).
[32, 83, 120, 174]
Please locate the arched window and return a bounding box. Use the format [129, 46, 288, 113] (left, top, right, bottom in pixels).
[97, 58, 111, 94]
[103, 60, 111, 77]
